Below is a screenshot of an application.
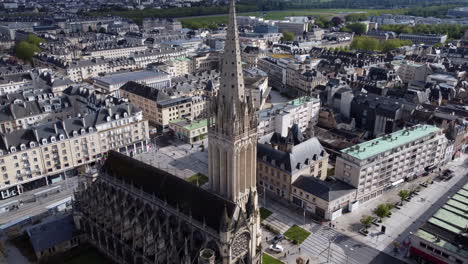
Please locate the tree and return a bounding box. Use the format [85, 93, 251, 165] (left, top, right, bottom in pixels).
[350, 36, 379, 51]
[381, 39, 412, 52]
[99, 27, 107, 33]
[398, 190, 410, 203]
[15, 41, 40, 62]
[374, 204, 391, 221]
[26, 34, 43, 47]
[281, 31, 295, 42]
[343, 23, 367, 35]
[331, 16, 343, 26]
[360, 215, 372, 230]
[345, 13, 368, 22]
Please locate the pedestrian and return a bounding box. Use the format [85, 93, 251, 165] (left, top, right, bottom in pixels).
[298, 247, 301, 253]
[287, 250, 289, 255]
[284, 253, 287, 258]
[306, 260, 309, 264]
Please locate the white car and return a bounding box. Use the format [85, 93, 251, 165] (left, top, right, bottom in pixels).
[269, 243, 284, 253]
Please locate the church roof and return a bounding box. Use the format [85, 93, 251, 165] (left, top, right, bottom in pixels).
[102, 151, 237, 232]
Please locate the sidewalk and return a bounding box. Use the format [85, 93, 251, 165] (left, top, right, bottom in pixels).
[334, 155, 468, 262]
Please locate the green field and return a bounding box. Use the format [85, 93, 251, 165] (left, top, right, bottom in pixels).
[262, 253, 284, 264]
[179, 8, 403, 29]
[284, 225, 311, 244]
[260, 207, 273, 221]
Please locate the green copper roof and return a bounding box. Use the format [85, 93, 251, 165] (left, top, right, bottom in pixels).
[341, 125, 441, 160]
[414, 184, 468, 258]
[170, 119, 207, 131]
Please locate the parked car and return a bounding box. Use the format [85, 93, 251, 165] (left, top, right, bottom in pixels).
[271, 234, 284, 244]
[269, 243, 284, 253]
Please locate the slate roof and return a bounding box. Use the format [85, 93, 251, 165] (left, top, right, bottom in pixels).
[120, 81, 169, 102]
[292, 176, 356, 202]
[102, 151, 237, 232]
[26, 214, 77, 252]
[257, 137, 327, 173]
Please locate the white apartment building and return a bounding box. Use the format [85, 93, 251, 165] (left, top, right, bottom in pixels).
[65, 58, 138, 82]
[0, 72, 34, 95]
[258, 96, 320, 137]
[157, 57, 193, 77]
[131, 47, 188, 68]
[335, 125, 447, 204]
[82, 45, 148, 60]
[393, 60, 432, 83]
[0, 103, 149, 199]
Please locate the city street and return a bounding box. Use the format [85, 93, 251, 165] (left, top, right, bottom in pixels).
[261, 155, 467, 264]
[0, 175, 80, 226]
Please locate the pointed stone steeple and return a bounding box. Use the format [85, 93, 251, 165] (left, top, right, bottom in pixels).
[213, 0, 256, 137]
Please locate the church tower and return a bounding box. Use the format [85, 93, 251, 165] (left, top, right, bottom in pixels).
[208, 0, 258, 206]
[208, 0, 262, 263]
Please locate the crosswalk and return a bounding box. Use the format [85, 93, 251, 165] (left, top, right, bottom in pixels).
[262, 200, 375, 264]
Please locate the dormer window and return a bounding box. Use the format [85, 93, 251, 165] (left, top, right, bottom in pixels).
[73, 131, 78, 137]
[30, 142, 36, 148]
[59, 134, 65, 140]
[20, 144, 26, 151]
[80, 129, 85, 135]
[0, 150, 3, 156]
[123, 112, 128, 117]
[10, 147, 16, 153]
[115, 114, 120, 119]
[89, 127, 94, 132]
[106, 116, 111, 122]
[42, 139, 47, 144]
[51, 137, 56, 143]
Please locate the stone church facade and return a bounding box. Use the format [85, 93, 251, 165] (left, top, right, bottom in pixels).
[73, 1, 262, 263]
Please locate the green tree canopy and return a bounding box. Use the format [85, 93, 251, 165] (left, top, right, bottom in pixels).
[374, 204, 391, 219]
[342, 22, 367, 35]
[398, 190, 410, 202]
[350, 36, 379, 51]
[360, 215, 372, 229]
[381, 39, 412, 52]
[15, 41, 40, 62]
[281, 31, 295, 42]
[26, 34, 44, 46]
[345, 13, 368, 22]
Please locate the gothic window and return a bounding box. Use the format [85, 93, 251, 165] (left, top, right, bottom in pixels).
[231, 232, 250, 259]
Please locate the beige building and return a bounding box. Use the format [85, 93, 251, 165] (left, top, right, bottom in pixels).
[257, 126, 329, 199]
[291, 176, 356, 220]
[0, 103, 149, 199]
[120, 81, 208, 129]
[393, 60, 431, 83]
[158, 57, 193, 77]
[81, 45, 147, 60]
[192, 52, 220, 72]
[286, 63, 328, 95]
[335, 125, 447, 204]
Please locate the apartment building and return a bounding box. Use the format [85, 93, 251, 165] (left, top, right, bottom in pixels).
[286, 63, 328, 96]
[0, 103, 149, 199]
[82, 45, 147, 60]
[157, 57, 193, 77]
[120, 81, 169, 126]
[0, 72, 34, 95]
[399, 33, 448, 45]
[393, 60, 432, 83]
[335, 125, 447, 204]
[258, 96, 320, 137]
[257, 125, 329, 199]
[65, 58, 138, 82]
[131, 46, 188, 68]
[156, 96, 207, 129]
[120, 81, 207, 129]
[93, 70, 171, 96]
[192, 52, 220, 72]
